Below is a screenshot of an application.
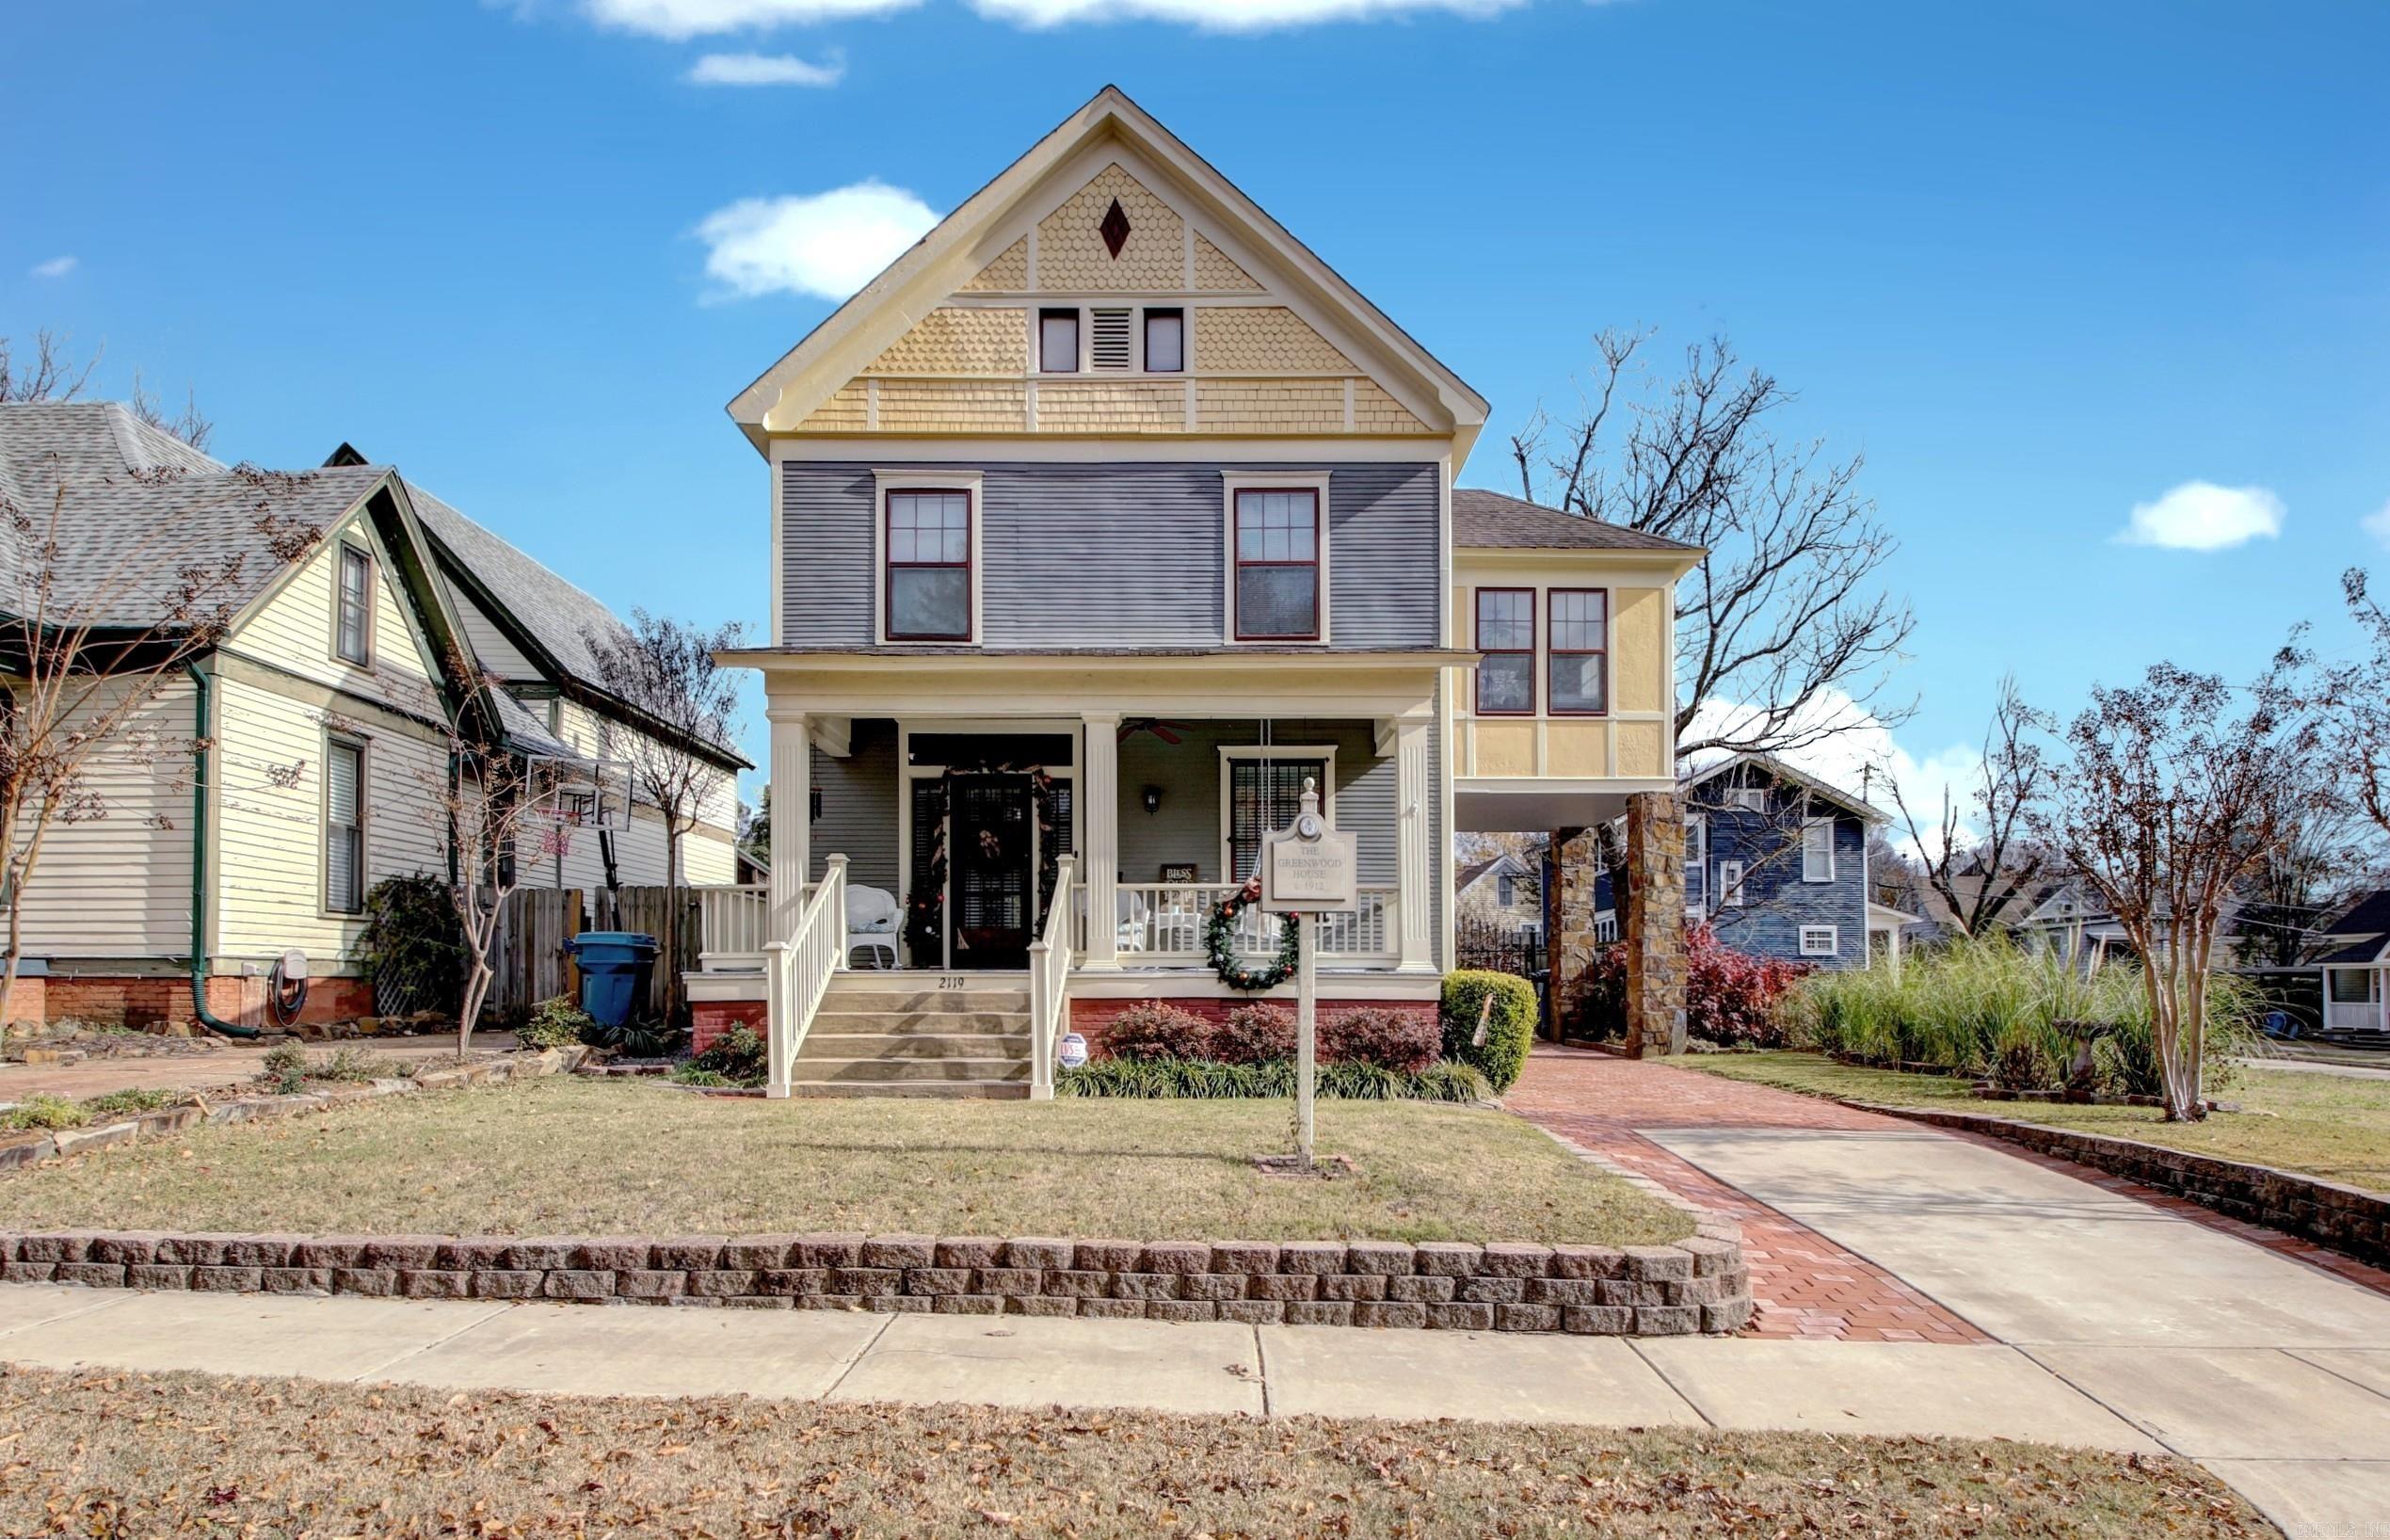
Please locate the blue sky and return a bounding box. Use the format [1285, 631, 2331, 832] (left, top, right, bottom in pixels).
[6, 0, 2385, 818]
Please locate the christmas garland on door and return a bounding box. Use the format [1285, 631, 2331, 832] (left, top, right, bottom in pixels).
[1205, 875, 1301, 990]
[905, 762, 1064, 963]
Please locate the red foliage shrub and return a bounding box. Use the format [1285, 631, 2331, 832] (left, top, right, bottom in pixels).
[1319, 1006, 1441, 1073]
[1213, 1003, 1296, 1066]
[1099, 1001, 1213, 1061]
[1686, 924, 1813, 1047]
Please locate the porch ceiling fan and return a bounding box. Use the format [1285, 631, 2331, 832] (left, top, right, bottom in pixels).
[1118, 717, 1194, 746]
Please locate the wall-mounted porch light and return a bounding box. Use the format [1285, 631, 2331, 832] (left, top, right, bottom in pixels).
[1142, 785, 1163, 815]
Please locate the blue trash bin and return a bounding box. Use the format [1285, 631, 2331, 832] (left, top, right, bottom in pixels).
[565, 931, 659, 1030]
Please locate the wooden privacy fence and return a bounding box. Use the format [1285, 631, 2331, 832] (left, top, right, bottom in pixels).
[487, 886, 702, 1024]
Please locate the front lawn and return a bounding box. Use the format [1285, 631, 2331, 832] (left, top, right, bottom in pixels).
[0, 1077, 1688, 1244]
[1679, 1051, 2390, 1194]
[0, 1366, 2269, 1540]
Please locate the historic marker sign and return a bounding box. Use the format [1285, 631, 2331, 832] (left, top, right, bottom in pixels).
[1260, 782, 1356, 913]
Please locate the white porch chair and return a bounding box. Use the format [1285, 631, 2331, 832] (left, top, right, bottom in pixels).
[1115, 890, 1148, 954]
[844, 884, 901, 969]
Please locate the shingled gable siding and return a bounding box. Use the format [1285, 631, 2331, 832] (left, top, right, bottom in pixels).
[778, 463, 1440, 650]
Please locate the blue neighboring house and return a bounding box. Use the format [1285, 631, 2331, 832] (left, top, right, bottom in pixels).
[1597, 753, 1917, 971]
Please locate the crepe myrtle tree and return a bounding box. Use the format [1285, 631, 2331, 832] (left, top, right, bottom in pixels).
[1510, 329, 1916, 763]
[2029, 653, 2323, 1122]
[581, 610, 744, 1010]
[0, 453, 318, 1031]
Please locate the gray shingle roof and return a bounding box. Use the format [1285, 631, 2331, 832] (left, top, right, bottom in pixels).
[0, 403, 386, 627]
[1452, 488, 1701, 553]
[405, 480, 630, 693]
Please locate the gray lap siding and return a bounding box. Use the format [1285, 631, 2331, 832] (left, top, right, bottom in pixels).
[1705, 812, 1868, 970]
[778, 462, 1439, 650]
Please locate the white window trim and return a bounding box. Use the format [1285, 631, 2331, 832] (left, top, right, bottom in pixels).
[1027, 303, 1194, 378]
[1802, 817, 1836, 883]
[1719, 858, 1746, 908]
[1222, 473, 1332, 646]
[322, 731, 369, 919]
[1217, 744, 1336, 880]
[872, 470, 984, 648]
[1800, 924, 1839, 957]
[1726, 787, 1767, 813]
[1683, 813, 1708, 917]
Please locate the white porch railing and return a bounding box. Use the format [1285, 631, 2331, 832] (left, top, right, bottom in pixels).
[1028, 855, 1077, 1100]
[2328, 999, 2383, 1034]
[695, 884, 770, 971]
[765, 855, 846, 1099]
[1105, 883, 1398, 963]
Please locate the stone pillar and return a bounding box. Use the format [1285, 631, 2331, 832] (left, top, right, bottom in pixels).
[1622, 791, 1687, 1058]
[1079, 711, 1120, 968]
[1547, 827, 1602, 1040]
[766, 705, 810, 941]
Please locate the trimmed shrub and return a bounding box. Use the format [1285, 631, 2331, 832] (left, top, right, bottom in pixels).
[1057, 1056, 1491, 1102]
[1213, 1003, 1296, 1066]
[1685, 925, 1813, 1048]
[1098, 1001, 1214, 1061]
[518, 995, 595, 1051]
[689, 1024, 768, 1087]
[1319, 1006, 1441, 1074]
[1440, 971, 1538, 1092]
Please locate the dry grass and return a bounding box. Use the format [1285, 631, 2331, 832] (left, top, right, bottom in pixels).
[1678, 1051, 2390, 1193]
[0, 1364, 2271, 1540]
[0, 1077, 1689, 1244]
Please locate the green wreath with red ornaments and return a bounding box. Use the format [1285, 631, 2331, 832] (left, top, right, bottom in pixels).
[1205, 875, 1301, 990]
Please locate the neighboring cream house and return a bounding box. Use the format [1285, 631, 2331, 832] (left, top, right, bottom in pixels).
[691, 88, 1704, 1096]
[0, 404, 745, 1032]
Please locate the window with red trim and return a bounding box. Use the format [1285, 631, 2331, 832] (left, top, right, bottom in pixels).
[1548, 587, 1609, 714]
[1473, 588, 1534, 714]
[1233, 489, 1320, 640]
[885, 489, 972, 640]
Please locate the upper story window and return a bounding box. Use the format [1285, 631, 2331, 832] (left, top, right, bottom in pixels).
[1802, 817, 1837, 883]
[334, 544, 373, 666]
[1548, 588, 1608, 714]
[1724, 787, 1767, 813]
[1473, 589, 1534, 714]
[1233, 489, 1321, 641]
[1038, 309, 1080, 373]
[885, 489, 973, 640]
[1684, 814, 1708, 915]
[1144, 308, 1184, 373]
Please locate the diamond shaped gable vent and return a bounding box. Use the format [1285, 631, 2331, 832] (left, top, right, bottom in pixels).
[1099, 197, 1131, 259]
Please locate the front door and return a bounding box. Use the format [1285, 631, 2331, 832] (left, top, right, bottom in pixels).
[950, 774, 1035, 971]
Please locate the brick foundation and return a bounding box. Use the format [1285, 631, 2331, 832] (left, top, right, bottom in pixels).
[1067, 996, 1438, 1054]
[692, 1000, 767, 1056]
[39, 973, 374, 1035]
[0, 1224, 1751, 1335]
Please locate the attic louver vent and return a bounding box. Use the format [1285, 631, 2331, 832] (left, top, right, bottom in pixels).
[1099, 197, 1131, 257]
[1090, 309, 1132, 369]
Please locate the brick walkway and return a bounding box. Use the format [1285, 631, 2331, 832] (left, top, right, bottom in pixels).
[1508, 1047, 1988, 1343]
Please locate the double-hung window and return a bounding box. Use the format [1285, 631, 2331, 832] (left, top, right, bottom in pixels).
[1719, 858, 1746, 908]
[1232, 489, 1321, 640]
[1473, 589, 1534, 714]
[1548, 588, 1608, 714]
[1226, 754, 1327, 880]
[334, 545, 372, 666]
[885, 489, 973, 641]
[325, 739, 366, 915]
[1684, 814, 1708, 915]
[1801, 818, 1836, 883]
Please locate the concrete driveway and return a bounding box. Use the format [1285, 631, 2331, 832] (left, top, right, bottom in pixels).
[1651, 1123, 2390, 1537]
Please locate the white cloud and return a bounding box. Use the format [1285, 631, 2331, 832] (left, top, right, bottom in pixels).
[2362, 497, 2390, 550]
[695, 181, 938, 301]
[583, 0, 916, 37]
[584, 0, 1521, 32]
[28, 255, 75, 280]
[1685, 688, 1983, 860]
[686, 48, 845, 84]
[2114, 480, 2285, 552]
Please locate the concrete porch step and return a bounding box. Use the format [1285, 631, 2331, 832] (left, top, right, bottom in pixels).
[818, 991, 1029, 1015]
[809, 1010, 1029, 1035]
[791, 1056, 1032, 1083]
[799, 1032, 1033, 1060]
[782, 1081, 1031, 1099]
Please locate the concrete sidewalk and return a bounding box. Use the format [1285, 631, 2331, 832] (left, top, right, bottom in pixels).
[0, 1281, 2156, 1450]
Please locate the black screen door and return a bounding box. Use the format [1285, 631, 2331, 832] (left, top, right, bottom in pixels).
[951, 774, 1034, 970]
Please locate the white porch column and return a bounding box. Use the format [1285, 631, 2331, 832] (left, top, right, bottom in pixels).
[1080, 710, 1120, 968]
[1395, 714, 1435, 971]
[767, 704, 810, 941]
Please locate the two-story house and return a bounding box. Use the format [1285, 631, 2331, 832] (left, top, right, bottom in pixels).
[0, 403, 745, 1035]
[698, 88, 1703, 1098]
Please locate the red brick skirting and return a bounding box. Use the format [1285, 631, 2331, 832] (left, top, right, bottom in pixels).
[0, 1227, 1751, 1334]
[1858, 1101, 2390, 1271]
[691, 1000, 766, 1056]
[40, 974, 375, 1034]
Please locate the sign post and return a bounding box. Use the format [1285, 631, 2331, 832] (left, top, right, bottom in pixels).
[1260, 778, 1357, 1167]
